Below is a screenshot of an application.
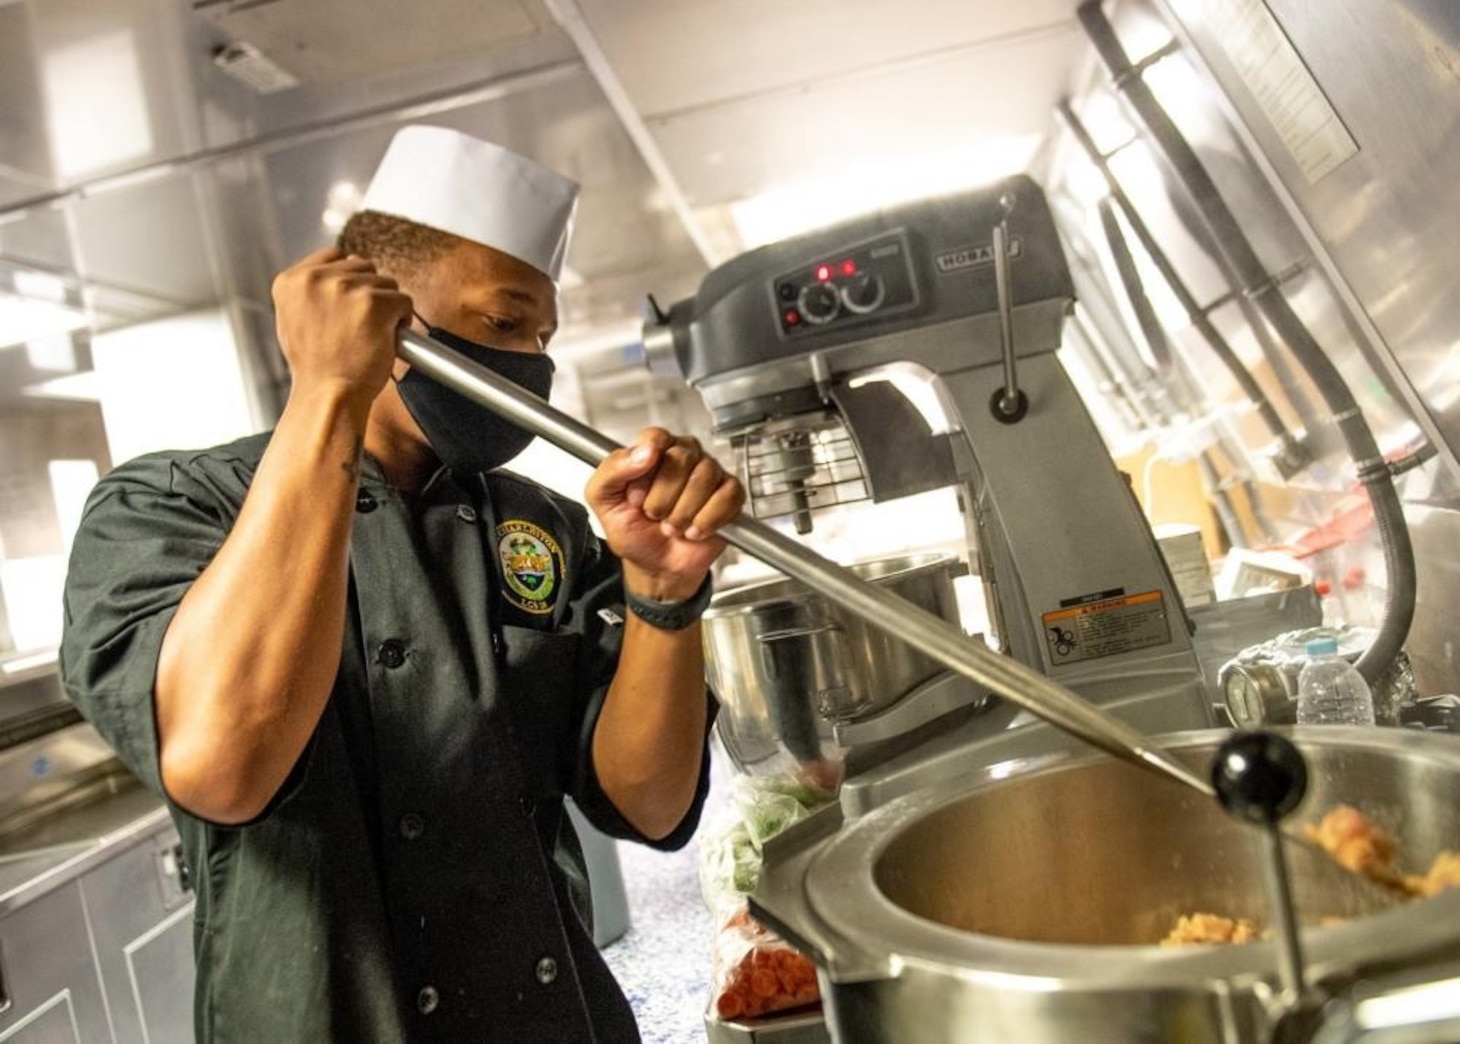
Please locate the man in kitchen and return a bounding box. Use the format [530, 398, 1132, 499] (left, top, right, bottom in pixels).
[59, 124, 742, 1042]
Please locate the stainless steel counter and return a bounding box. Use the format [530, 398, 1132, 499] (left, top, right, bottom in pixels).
[0, 778, 170, 915]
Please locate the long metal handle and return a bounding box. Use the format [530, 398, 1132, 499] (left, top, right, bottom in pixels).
[398, 328, 1213, 797]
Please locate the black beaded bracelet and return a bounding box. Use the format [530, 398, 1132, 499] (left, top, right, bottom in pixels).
[623, 574, 714, 631]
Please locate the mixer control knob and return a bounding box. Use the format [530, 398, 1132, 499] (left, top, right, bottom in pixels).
[797, 282, 841, 325]
[840, 272, 886, 315]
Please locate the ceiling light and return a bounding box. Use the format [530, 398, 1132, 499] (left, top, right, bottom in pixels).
[12, 269, 68, 303]
[729, 136, 1041, 249]
[42, 29, 154, 179]
[212, 41, 300, 95]
[0, 291, 88, 349]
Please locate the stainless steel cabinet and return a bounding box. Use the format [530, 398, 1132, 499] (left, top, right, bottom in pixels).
[0, 881, 113, 1043]
[80, 828, 194, 1044]
[0, 821, 196, 1044]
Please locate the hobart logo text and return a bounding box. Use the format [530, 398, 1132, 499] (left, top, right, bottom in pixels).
[934, 237, 1023, 274]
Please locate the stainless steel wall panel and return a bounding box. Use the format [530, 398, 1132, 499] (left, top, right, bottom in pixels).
[62, 177, 221, 316]
[1405, 503, 1460, 696]
[1159, 0, 1460, 469]
[0, 400, 109, 558]
[0, 4, 53, 210]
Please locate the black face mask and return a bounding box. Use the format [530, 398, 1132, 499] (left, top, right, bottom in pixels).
[398, 317, 555, 475]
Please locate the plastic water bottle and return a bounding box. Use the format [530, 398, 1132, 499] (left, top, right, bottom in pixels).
[1297, 637, 1376, 726]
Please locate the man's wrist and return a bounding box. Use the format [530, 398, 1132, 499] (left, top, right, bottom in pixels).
[621, 563, 705, 604]
[623, 573, 713, 631]
[286, 378, 374, 435]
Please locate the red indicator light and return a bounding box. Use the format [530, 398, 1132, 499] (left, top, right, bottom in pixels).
[784, 310, 801, 325]
[841, 259, 857, 275]
[815, 264, 831, 282]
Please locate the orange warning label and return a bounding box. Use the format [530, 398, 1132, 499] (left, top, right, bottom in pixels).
[1041, 590, 1170, 665]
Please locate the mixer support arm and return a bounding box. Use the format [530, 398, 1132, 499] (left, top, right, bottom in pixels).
[991, 191, 1028, 423]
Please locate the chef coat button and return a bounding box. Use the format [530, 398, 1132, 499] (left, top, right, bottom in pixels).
[456, 503, 478, 523]
[417, 985, 439, 1014]
[535, 957, 558, 985]
[518, 793, 535, 818]
[491, 631, 503, 657]
[377, 639, 407, 669]
[399, 813, 426, 840]
[355, 489, 378, 514]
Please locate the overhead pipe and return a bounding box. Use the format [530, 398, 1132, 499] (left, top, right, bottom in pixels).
[1078, 1, 1415, 684]
[1052, 199, 1184, 426]
[1059, 99, 1309, 479]
[1055, 192, 1267, 530]
[1096, 196, 1248, 549]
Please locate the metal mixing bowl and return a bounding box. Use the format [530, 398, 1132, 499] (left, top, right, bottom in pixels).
[702, 553, 963, 778]
[755, 727, 1460, 1042]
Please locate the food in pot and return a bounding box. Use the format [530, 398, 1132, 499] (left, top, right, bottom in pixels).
[1303, 805, 1460, 898]
[1161, 913, 1259, 947]
[1164, 805, 1460, 946]
[1408, 850, 1460, 898]
[1303, 804, 1407, 891]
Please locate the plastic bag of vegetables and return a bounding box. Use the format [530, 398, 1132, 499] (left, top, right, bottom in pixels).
[700, 774, 833, 1022]
[709, 905, 821, 1021]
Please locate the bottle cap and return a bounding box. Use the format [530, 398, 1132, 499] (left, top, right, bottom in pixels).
[1305, 637, 1340, 656]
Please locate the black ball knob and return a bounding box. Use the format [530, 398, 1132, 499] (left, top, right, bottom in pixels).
[1211, 731, 1309, 826]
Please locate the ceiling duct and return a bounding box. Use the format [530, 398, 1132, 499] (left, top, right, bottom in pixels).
[192, 0, 551, 85]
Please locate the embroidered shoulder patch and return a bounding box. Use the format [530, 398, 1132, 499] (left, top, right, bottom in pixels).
[496, 519, 564, 615]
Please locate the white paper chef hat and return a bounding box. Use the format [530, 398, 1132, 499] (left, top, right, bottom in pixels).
[361, 125, 579, 281]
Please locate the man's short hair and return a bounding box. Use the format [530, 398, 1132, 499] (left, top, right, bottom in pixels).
[337, 210, 460, 276]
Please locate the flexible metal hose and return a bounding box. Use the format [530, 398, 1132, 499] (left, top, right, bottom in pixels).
[1078, 1, 1416, 684]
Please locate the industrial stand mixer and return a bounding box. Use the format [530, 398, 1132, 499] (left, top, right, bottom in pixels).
[643, 176, 1214, 809]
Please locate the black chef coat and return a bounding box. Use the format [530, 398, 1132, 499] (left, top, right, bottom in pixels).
[59, 432, 714, 1043]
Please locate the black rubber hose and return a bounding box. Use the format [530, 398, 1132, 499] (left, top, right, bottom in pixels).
[1079, 0, 1415, 684]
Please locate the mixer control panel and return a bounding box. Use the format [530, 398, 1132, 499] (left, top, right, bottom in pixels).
[774, 230, 916, 337]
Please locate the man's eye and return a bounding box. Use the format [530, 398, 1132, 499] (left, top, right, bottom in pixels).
[484, 315, 519, 334]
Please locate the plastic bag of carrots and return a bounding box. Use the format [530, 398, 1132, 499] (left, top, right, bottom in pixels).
[710, 905, 821, 1021]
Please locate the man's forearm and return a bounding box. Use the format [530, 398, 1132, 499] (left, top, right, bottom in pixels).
[155, 388, 365, 823]
[592, 615, 709, 840]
